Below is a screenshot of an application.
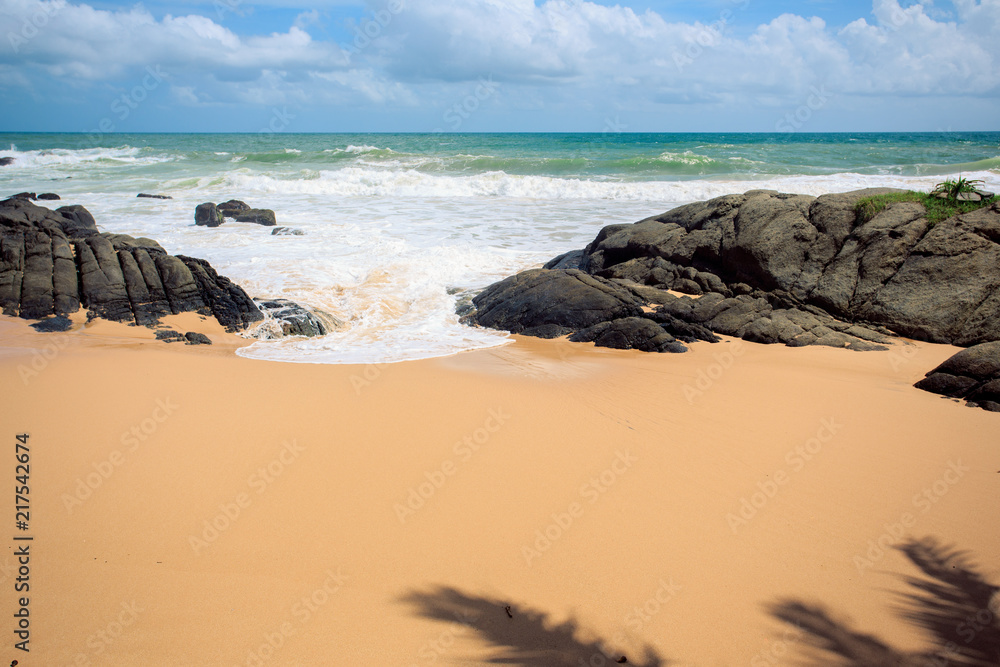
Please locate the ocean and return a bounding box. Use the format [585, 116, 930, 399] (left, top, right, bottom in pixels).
[2, 132, 999, 364]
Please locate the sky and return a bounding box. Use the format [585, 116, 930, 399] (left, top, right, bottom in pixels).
[0, 0, 998, 132]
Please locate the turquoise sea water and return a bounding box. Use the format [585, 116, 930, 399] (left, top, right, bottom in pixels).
[2, 133, 998, 363]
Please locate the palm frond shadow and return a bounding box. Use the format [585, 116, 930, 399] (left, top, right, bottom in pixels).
[398, 585, 668, 666]
[770, 537, 1000, 666]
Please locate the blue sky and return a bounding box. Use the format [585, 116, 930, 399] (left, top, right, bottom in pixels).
[1, 0, 998, 132]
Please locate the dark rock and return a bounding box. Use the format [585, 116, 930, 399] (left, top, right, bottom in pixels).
[137, 193, 172, 199]
[118, 248, 167, 326]
[177, 256, 263, 332]
[566, 189, 1000, 347]
[154, 254, 205, 315]
[218, 200, 251, 217]
[76, 235, 132, 322]
[0, 198, 263, 332]
[544, 250, 584, 270]
[51, 236, 78, 315]
[642, 309, 720, 343]
[915, 372, 979, 398]
[271, 227, 304, 236]
[19, 228, 55, 319]
[11, 192, 36, 200]
[471, 269, 645, 337]
[233, 208, 277, 227]
[195, 202, 224, 228]
[914, 341, 1000, 412]
[254, 298, 335, 337]
[570, 317, 687, 353]
[56, 205, 98, 238]
[30, 315, 72, 332]
[184, 332, 212, 345]
[37, 193, 60, 201]
[155, 329, 186, 343]
[0, 157, 14, 166]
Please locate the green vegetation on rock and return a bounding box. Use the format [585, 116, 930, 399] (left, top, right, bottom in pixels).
[854, 189, 996, 226]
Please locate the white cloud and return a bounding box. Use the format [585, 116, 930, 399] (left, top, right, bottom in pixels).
[0, 0, 349, 79]
[0, 0, 997, 124]
[372, 0, 999, 99]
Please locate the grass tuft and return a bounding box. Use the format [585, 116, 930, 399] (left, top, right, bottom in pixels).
[854, 190, 996, 226]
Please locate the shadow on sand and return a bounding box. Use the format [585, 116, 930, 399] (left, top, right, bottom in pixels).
[398, 585, 668, 666]
[770, 537, 999, 666]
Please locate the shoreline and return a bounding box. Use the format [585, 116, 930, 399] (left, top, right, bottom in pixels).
[2, 315, 997, 665]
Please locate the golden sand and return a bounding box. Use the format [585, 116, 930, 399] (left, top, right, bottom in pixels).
[0, 313, 997, 665]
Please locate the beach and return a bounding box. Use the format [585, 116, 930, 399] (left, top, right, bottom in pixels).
[4, 0, 1000, 656]
[2, 313, 997, 665]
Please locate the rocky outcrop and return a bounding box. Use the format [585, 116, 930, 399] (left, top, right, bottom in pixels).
[570, 317, 689, 353]
[155, 330, 213, 345]
[467, 189, 1000, 354]
[0, 157, 14, 166]
[233, 209, 277, 227]
[271, 227, 304, 236]
[37, 193, 60, 201]
[254, 299, 340, 338]
[195, 202, 224, 227]
[195, 201, 277, 227]
[138, 193, 172, 200]
[472, 269, 646, 339]
[915, 342, 1000, 412]
[218, 200, 250, 217]
[469, 269, 720, 352]
[0, 198, 264, 332]
[581, 189, 1000, 345]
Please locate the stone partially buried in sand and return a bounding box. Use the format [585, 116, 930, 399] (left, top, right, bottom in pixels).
[915, 341, 1000, 412]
